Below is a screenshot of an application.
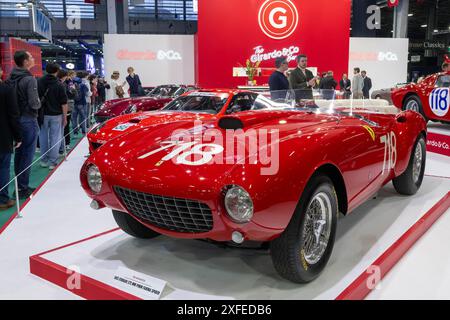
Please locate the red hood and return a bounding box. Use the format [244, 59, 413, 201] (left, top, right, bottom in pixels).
[87, 109, 340, 195]
[88, 111, 217, 144]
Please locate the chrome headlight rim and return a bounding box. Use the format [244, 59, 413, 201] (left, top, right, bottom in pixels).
[87, 164, 102, 194]
[224, 185, 254, 224]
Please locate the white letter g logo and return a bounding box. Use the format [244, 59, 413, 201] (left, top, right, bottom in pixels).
[269, 8, 288, 29]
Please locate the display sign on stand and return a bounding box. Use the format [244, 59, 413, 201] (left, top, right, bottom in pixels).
[196, 0, 351, 88]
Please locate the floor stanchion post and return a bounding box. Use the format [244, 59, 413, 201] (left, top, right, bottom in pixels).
[14, 177, 22, 219]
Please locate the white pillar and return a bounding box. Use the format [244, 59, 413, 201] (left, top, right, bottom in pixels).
[107, 0, 117, 34]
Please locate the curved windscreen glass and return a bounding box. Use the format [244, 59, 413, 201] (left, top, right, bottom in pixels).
[148, 86, 181, 97]
[162, 93, 230, 114]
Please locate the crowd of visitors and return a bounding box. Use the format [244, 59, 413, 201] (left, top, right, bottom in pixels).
[0, 50, 111, 210]
[268, 54, 374, 101]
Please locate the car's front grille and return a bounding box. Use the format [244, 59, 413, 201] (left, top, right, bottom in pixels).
[114, 186, 213, 233]
[95, 115, 110, 123]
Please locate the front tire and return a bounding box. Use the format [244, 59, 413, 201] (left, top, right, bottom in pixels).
[113, 210, 160, 239]
[403, 95, 427, 121]
[270, 175, 338, 283]
[393, 135, 426, 195]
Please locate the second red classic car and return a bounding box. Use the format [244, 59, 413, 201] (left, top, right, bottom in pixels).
[81, 95, 427, 283]
[94, 85, 197, 123]
[392, 71, 450, 123]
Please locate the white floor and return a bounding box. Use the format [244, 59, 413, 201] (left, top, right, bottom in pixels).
[0, 137, 448, 300]
[366, 206, 450, 300]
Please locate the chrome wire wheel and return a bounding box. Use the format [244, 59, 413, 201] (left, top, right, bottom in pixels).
[412, 142, 423, 183]
[301, 192, 333, 265]
[406, 99, 419, 112]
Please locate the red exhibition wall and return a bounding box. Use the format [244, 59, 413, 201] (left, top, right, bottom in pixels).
[0, 38, 43, 81]
[196, 0, 351, 88]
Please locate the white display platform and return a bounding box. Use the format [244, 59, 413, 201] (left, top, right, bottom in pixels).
[0, 136, 448, 300]
[366, 208, 450, 300]
[30, 177, 450, 300]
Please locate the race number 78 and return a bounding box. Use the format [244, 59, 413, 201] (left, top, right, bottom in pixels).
[380, 132, 397, 174]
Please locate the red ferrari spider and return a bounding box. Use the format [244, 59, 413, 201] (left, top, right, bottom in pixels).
[392, 71, 450, 123]
[81, 94, 427, 283]
[94, 85, 197, 123]
[88, 89, 266, 153]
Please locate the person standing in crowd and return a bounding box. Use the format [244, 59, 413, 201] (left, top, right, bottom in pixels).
[8, 51, 41, 199]
[58, 69, 74, 153]
[289, 54, 316, 100]
[81, 73, 93, 125]
[340, 74, 351, 99]
[107, 71, 127, 101]
[37, 63, 68, 170]
[97, 77, 109, 106]
[319, 71, 338, 100]
[352, 67, 364, 99]
[126, 67, 143, 97]
[442, 62, 449, 72]
[361, 70, 372, 99]
[72, 71, 90, 136]
[269, 57, 290, 100]
[0, 75, 22, 210]
[89, 75, 99, 113]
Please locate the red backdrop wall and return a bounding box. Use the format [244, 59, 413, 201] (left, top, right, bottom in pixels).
[0, 38, 43, 81]
[196, 0, 351, 88]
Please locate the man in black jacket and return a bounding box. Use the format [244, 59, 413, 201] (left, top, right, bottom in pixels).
[289, 54, 317, 100]
[38, 63, 68, 170]
[8, 50, 41, 199]
[0, 79, 22, 210]
[361, 71, 372, 99]
[126, 67, 143, 97]
[269, 57, 290, 101]
[319, 71, 338, 100]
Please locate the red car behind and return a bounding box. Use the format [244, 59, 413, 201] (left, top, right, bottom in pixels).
[392, 71, 450, 123]
[94, 85, 197, 123]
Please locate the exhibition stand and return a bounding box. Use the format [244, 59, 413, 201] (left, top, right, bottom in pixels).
[0, 138, 442, 300]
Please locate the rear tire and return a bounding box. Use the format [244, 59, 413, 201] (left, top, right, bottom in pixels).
[403, 95, 427, 122]
[112, 210, 160, 239]
[270, 175, 338, 283]
[393, 135, 426, 195]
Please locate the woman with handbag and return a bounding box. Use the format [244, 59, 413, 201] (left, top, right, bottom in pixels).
[107, 71, 128, 101]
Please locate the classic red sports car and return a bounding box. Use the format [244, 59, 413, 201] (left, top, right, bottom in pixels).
[88, 89, 264, 153]
[392, 71, 450, 123]
[81, 95, 427, 283]
[94, 85, 197, 123]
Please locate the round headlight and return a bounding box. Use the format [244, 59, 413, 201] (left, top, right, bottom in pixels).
[224, 186, 253, 223]
[87, 165, 102, 193]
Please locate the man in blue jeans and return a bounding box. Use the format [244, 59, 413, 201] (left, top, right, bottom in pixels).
[8, 51, 41, 199]
[38, 63, 68, 170]
[0, 76, 22, 210]
[72, 72, 90, 135]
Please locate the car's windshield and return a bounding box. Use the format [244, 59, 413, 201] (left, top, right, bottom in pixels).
[162, 93, 230, 114]
[436, 75, 450, 88]
[147, 86, 180, 97]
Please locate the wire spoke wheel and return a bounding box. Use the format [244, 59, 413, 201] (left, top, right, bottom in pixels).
[301, 192, 332, 265]
[412, 142, 423, 183]
[406, 100, 419, 112]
